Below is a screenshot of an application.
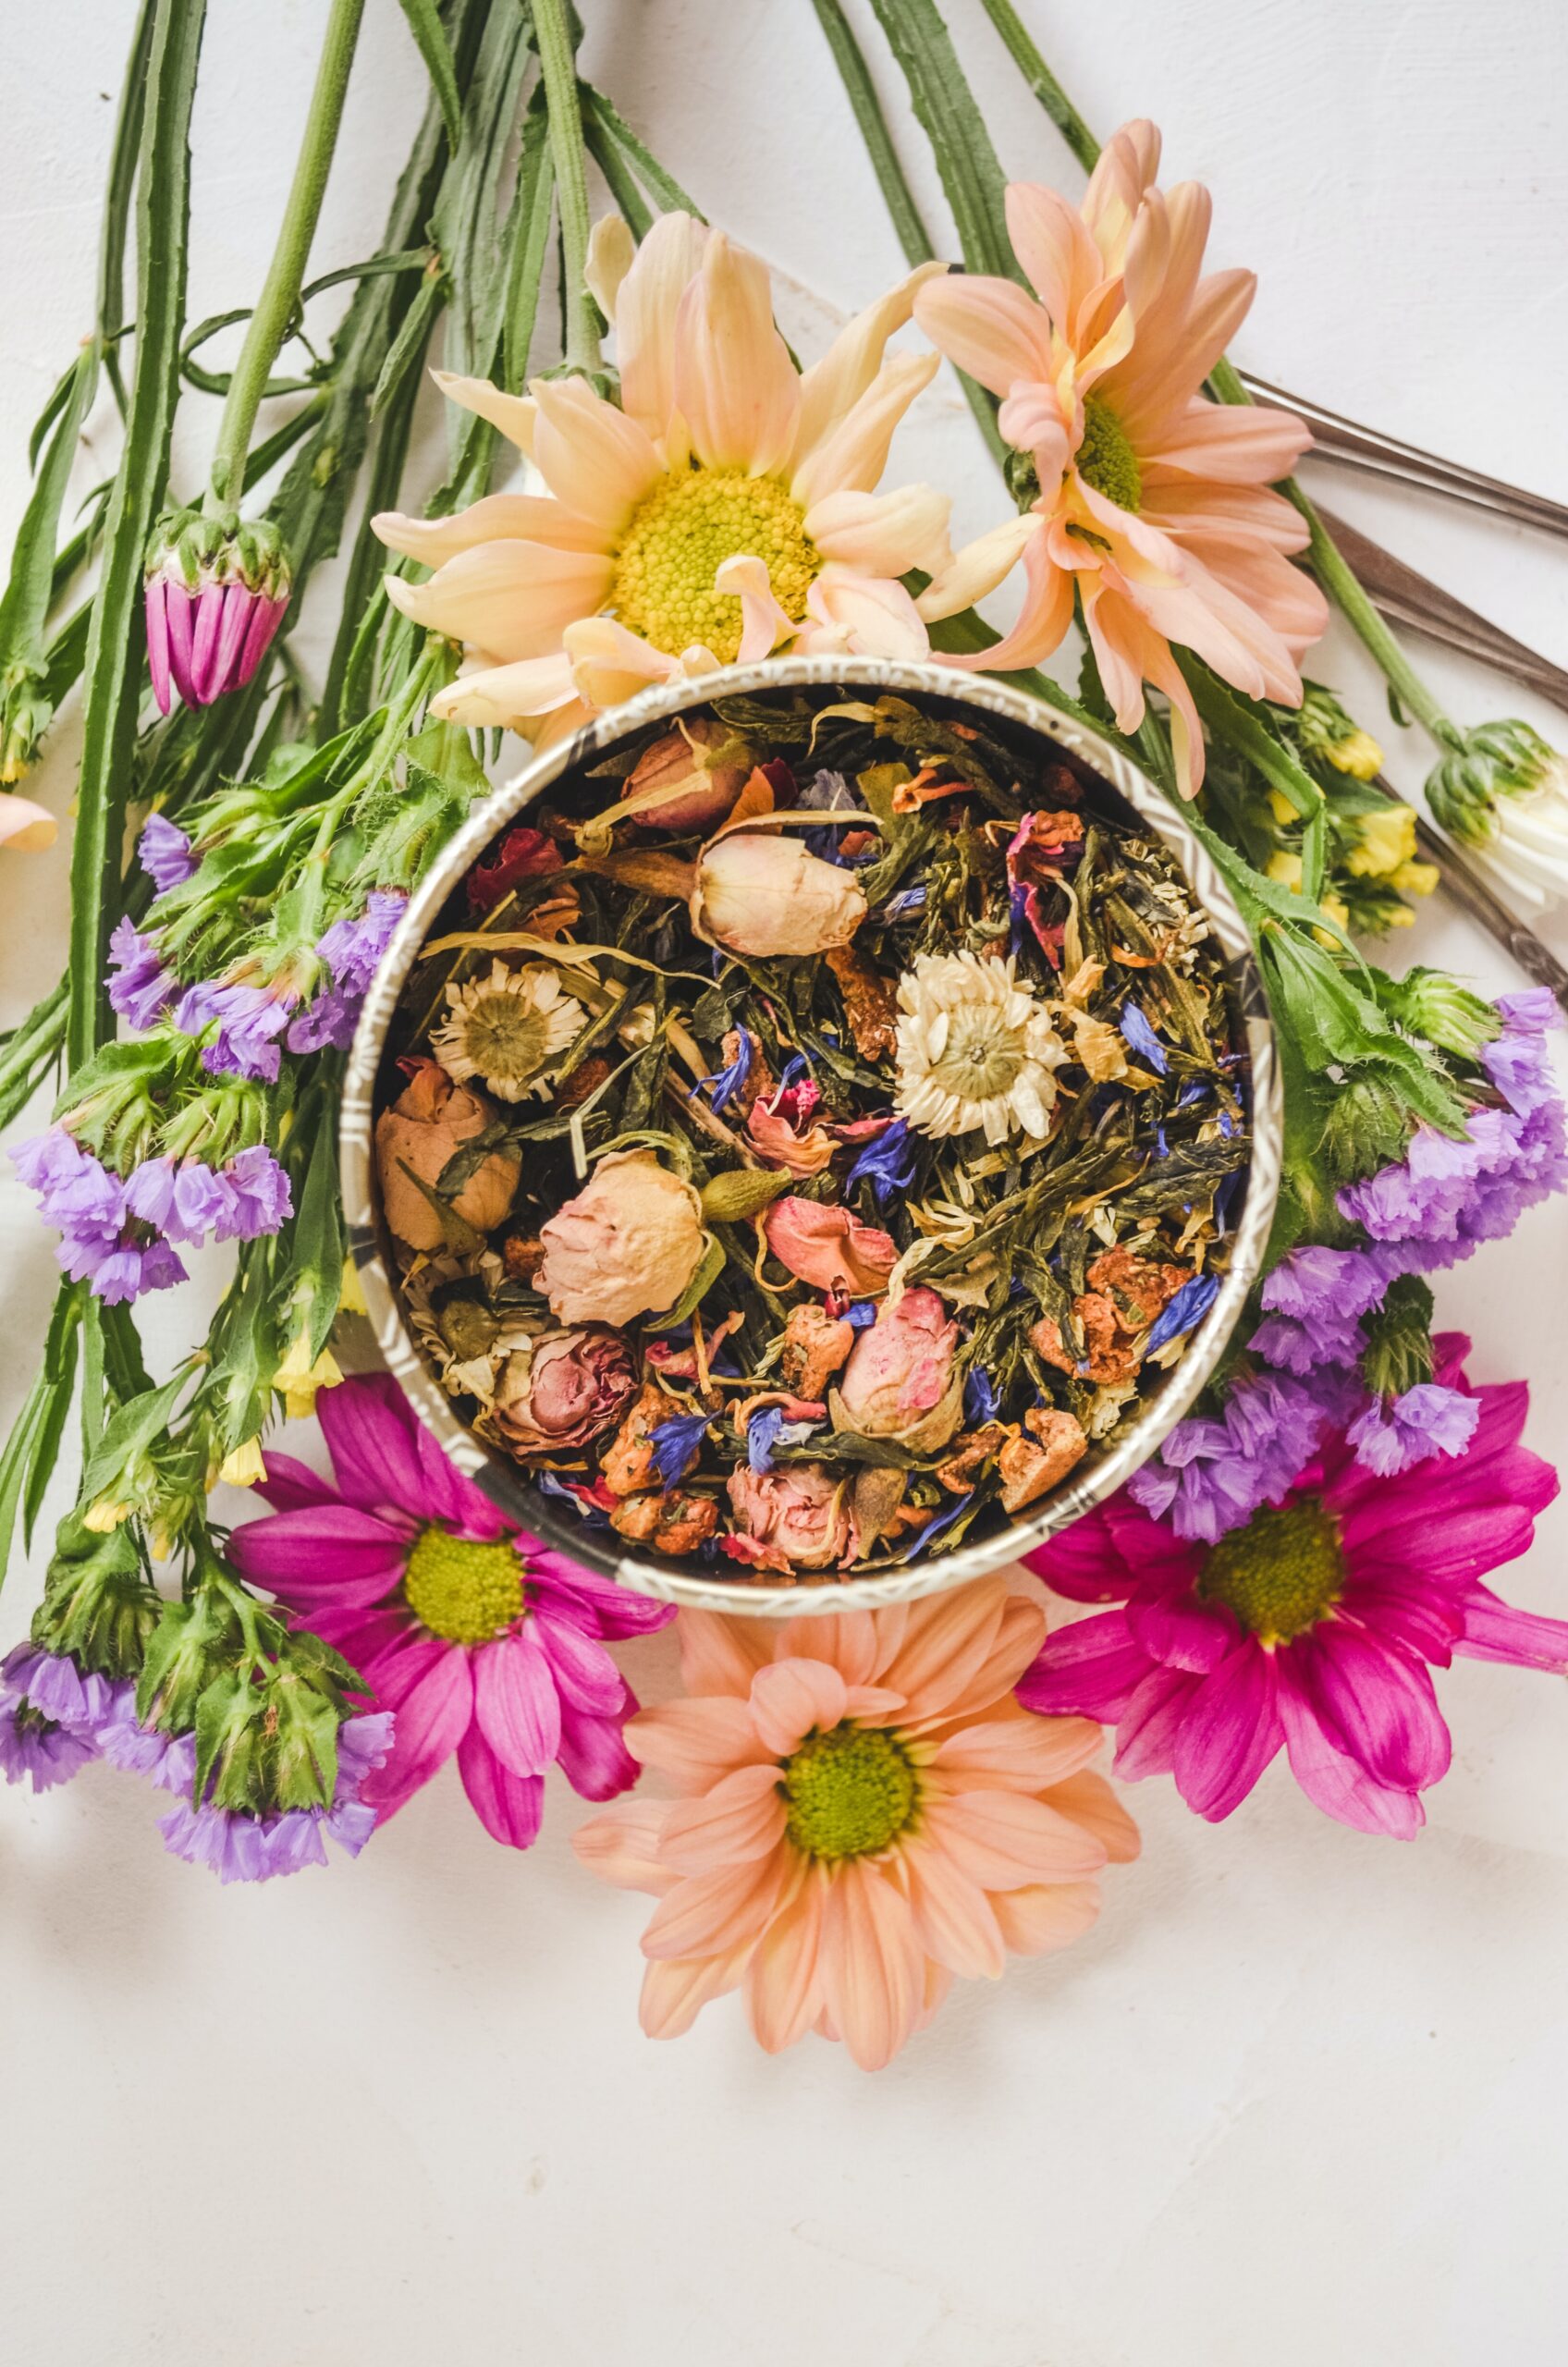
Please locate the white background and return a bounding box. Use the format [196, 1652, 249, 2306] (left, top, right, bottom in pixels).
[4, 4, 1568, 2361]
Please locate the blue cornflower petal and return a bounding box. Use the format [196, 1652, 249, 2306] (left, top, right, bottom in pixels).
[746, 1407, 820, 1471]
[650, 1413, 711, 1488]
[1177, 1080, 1208, 1109]
[963, 1367, 999, 1424]
[906, 1496, 971, 1558]
[1146, 1273, 1220, 1355]
[845, 1116, 917, 1205]
[533, 1470, 611, 1528]
[880, 887, 925, 917]
[701, 1029, 753, 1113]
[844, 1300, 878, 1331]
[1120, 1000, 1169, 1074]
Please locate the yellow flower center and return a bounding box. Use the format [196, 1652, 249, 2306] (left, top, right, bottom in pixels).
[612, 465, 818, 663]
[782, 1722, 917, 1859]
[1074, 395, 1143, 513]
[1195, 1497, 1343, 1646]
[402, 1525, 526, 1646]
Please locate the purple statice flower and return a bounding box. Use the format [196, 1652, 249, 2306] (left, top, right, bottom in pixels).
[317, 890, 408, 997]
[212, 1144, 292, 1241]
[1260, 1244, 1395, 1324]
[1250, 1306, 1368, 1376]
[1120, 1000, 1169, 1075]
[174, 979, 296, 1082]
[846, 1116, 917, 1205]
[124, 1155, 230, 1245]
[107, 917, 177, 1029]
[13, 1128, 126, 1233]
[1130, 1365, 1361, 1544]
[155, 1710, 393, 1883]
[649, 1412, 710, 1489]
[0, 1645, 109, 1793]
[1482, 997, 1559, 1118]
[58, 1230, 189, 1305]
[286, 987, 359, 1054]
[97, 1692, 197, 1794]
[1146, 1272, 1219, 1353]
[1345, 1382, 1481, 1478]
[138, 812, 197, 893]
[964, 1366, 999, 1424]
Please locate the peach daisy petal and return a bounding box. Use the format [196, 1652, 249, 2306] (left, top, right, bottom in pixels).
[817, 1859, 925, 2072]
[529, 377, 663, 534]
[916, 512, 1043, 624]
[385, 541, 614, 663]
[680, 1608, 774, 1696]
[990, 1878, 1103, 1956]
[1004, 178, 1106, 333]
[617, 210, 708, 441]
[715, 553, 797, 661]
[641, 1848, 789, 1961]
[749, 1658, 850, 1756]
[560, 615, 686, 709]
[626, 1695, 773, 1791]
[926, 1709, 1103, 1790]
[769, 1610, 881, 1688]
[877, 1578, 1010, 1719]
[428, 651, 580, 733]
[640, 1942, 751, 2040]
[570, 1797, 677, 1894]
[790, 261, 944, 470]
[789, 350, 939, 509]
[744, 1859, 827, 2053]
[803, 483, 952, 578]
[911, 274, 1055, 398]
[898, 1839, 1007, 1980]
[370, 495, 609, 565]
[674, 231, 800, 476]
[659, 1761, 788, 1873]
[802, 566, 928, 661]
[430, 369, 537, 454]
[1041, 1769, 1143, 1862]
[925, 1788, 1109, 1887]
[583, 212, 636, 318]
[0, 796, 56, 852]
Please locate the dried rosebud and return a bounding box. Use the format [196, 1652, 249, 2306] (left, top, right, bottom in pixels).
[537, 1148, 705, 1327]
[829, 1286, 962, 1453]
[621, 719, 751, 834]
[374, 1059, 520, 1251]
[690, 825, 867, 959]
[602, 1382, 682, 1496]
[491, 1327, 638, 1453]
[778, 1303, 855, 1400]
[763, 1196, 897, 1298]
[723, 1463, 852, 1573]
[466, 825, 563, 913]
[998, 1408, 1088, 1512]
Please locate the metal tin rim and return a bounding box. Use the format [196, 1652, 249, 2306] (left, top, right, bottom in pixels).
[341, 655, 1280, 1618]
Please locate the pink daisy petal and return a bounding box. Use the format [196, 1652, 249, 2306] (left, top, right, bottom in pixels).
[472, 1627, 563, 1778]
[227, 1503, 411, 1598]
[1170, 1639, 1282, 1820]
[359, 1638, 473, 1811]
[556, 1705, 641, 1801]
[1293, 1623, 1452, 1793]
[1015, 1609, 1156, 1721]
[1124, 1576, 1236, 1672]
[1455, 1583, 1568, 1673]
[1111, 1663, 1203, 1779]
[531, 1558, 676, 1639]
[253, 1450, 343, 1513]
[1024, 1507, 1135, 1602]
[456, 1727, 545, 1848]
[533, 1612, 628, 1716]
[1276, 1660, 1425, 1838]
[316, 1372, 444, 1520]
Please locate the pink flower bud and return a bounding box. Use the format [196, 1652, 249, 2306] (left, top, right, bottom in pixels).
[830, 1286, 962, 1451]
[537, 1148, 706, 1327]
[763, 1196, 897, 1298]
[622, 719, 751, 833]
[143, 509, 291, 715]
[724, 1462, 852, 1572]
[374, 1059, 520, 1251]
[690, 824, 867, 958]
[493, 1327, 638, 1453]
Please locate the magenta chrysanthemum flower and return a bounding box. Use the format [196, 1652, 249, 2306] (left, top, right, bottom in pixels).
[1020, 1335, 1565, 1838]
[228, 1374, 673, 1846]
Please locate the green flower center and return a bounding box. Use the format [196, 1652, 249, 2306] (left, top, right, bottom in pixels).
[613, 465, 818, 663]
[1196, 1497, 1344, 1646]
[782, 1723, 917, 1860]
[459, 999, 556, 1085]
[928, 1007, 1027, 1101]
[1074, 395, 1143, 514]
[403, 1526, 526, 1646]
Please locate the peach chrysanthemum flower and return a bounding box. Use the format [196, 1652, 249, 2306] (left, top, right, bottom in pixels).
[913, 120, 1328, 794]
[573, 1576, 1138, 2070]
[373, 215, 952, 745]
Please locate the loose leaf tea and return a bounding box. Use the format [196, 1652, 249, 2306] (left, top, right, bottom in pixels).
[373, 683, 1252, 1582]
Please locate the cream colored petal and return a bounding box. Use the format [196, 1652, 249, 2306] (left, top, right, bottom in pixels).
[790, 260, 945, 471]
[914, 512, 1039, 622]
[529, 376, 663, 534]
[427, 651, 580, 732]
[989, 1877, 1102, 1956]
[713, 554, 799, 661]
[672, 230, 800, 475]
[0, 795, 57, 852]
[639, 1941, 751, 2039]
[584, 212, 636, 318]
[912, 276, 1053, 398]
[1082, 117, 1162, 266]
[431, 369, 537, 455]
[616, 210, 708, 440]
[790, 350, 939, 509]
[805, 566, 928, 661]
[371, 494, 609, 565]
[385, 540, 612, 662]
[561, 613, 686, 710]
[804, 483, 951, 577]
[1003, 181, 1103, 332]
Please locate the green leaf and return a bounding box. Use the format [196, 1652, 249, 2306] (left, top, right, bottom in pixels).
[663, 1232, 727, 1327]
[0, 345, 101, 691]
[79, 1367, 193, 1507]
[866, 0, 1020, 283]
[394, 0, 465, 152]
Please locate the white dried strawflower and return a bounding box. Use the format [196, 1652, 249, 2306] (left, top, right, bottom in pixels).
[429, 960, 583, 1102]
[893, 949, 1067, 1147]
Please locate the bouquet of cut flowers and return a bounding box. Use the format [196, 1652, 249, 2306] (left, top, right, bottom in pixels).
[1, 0, 1563, 2072]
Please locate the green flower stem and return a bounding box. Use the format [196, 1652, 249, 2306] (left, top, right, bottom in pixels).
[973, 0, 1098, 176]
[531, 0, 600, 375]
[578, 82, 704, 221]
[205, 0, 365, 508]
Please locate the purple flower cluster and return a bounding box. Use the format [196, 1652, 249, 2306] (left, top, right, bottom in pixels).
[139, 813, 197, 893]
[107, 918, 178, 1029]
[1, 1642, 393, 1883]
[286, 889, 409, 1056]
[1132, 993, 1566, 1538]
[174, 977, 298, 1082]
[13, 1129, 290, 1304]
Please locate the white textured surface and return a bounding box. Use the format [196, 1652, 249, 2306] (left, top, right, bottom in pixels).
[3, 5, 1568, 2362]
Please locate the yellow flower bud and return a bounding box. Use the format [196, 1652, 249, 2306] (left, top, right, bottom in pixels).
[1346, 804, 1416, 878]
[1390, 858, 1439, 901]
[275, 1331, 345, 1421]
[218, 1438, 267, 1489]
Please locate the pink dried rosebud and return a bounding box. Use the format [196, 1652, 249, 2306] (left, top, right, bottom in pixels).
[466, 825, 563, 913]
[621, 718, 751, 834]
[537, 1147, 705, 1327]
[829, 1285, 962, 1453]
[723, 1462, 852, 1573]
[374, 1058, 520, 1251]
[763, 1196, 897, 1298]
[690, 823, 867, 959]
[143, 508, 290, 715]
[492, 1327, 639, 1453]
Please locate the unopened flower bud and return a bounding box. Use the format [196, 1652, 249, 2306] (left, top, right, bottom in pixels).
[1380, 967, 1500, 1060]
[690, 823, 867, 958]
[536, 1149, 705, 1327]
[374, 1058, 521, 1251]
[492, 1326, 639, 1451]
[1426, 719, 1568, 912]
[621, 718, 751, 834]
[829, 1286, 962, 1452]
[1292, 681, 1383, 780]
[143, 507, 292, 715]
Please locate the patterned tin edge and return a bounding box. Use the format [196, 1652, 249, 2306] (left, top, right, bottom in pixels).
[341, 655, 1280, 1618]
